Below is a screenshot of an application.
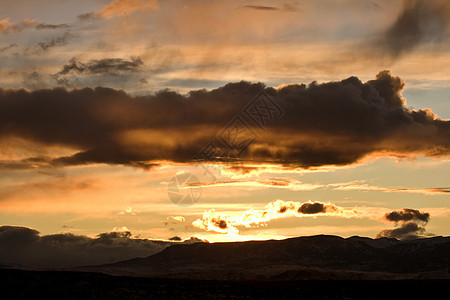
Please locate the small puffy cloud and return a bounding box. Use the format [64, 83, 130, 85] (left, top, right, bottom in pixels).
[163, 216, 186, 226]
[111, 226, 130, 232]
[384, 208, 430, 224]
[118, 207, 140, 215]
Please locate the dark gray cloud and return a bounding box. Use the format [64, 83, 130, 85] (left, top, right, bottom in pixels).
[1, 71, 449, 170]
[376, 208, 432, 240]
[376, 0, 450, 57]
[77, 12, 98, 21]
[57, 56, 144, 76]
[242, 5, 279, 11]
[35, 23, 71, 30]
[376, 221, 427, 240]
[240, 3, 299, 12]
[298, 202, 326, 214]
[21, 32, 77, 55]
[53, 56, 144, 88]
[0, 226, 206, 268]
[385, 208, 430, 223]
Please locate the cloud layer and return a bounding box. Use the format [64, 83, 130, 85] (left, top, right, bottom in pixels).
[0, 226, 205, 268]
[1, 71, 449, 170]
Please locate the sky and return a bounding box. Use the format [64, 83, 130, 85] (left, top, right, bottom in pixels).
[0, 0, 449, 248]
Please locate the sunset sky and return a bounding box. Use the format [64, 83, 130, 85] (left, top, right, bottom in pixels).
[1, 0, 449, 244]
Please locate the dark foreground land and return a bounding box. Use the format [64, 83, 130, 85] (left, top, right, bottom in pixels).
[0, 268, 446, 300]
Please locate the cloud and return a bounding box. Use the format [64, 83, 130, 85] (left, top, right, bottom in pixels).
[241, 5, 279, 11]
[240, 3, 299, 12]
[376, 221, 427, 240]
[0, 226, 40, 247]
[0, 18, 36, 33]
[384, 208, 430, 223]
[1, 71, 449, 170]
[298, 202, 328, 214]
[53, 56, 144, 88]
[76, 0, 158, 21]
[0, 225, 205, 268]
[331, 180, 450, 195]
[0, 18, 71, 34]
[35, 23, 71, 30]
[57, 56, 143, 76]
[0, 43, 18, 53]
[118, 206, 140, 215]
[198, 177, 324, 191]
[191, 199, 359, 234]
[99, 0, 158, 19]
[33, 32, 75, 52]
[376, 208, 432, 240]
[374, 0, 450, 57]
[163, 216, 185, 226]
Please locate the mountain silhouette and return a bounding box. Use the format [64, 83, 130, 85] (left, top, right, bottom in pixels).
[84, 235, 450, 280]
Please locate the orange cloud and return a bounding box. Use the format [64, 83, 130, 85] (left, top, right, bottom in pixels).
[0, 18, 37, 33]
[331, 180, 450, 195]
[99, 0, 158, 19]
[198, 177, 324, 191]
[192, 200, 359, 234]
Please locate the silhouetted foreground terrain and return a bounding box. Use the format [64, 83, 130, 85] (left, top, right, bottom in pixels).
[87, 235, 450, 280]
[1, 235, 449, 299]
[0, 268, 446, 300]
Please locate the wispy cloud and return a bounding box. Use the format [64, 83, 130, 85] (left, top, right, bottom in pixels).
[331, 180, 450, 195]
[197, 177, 324, 191]
[0, 18, 71, 34]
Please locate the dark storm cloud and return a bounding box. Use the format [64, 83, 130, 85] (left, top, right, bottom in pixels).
[1, 70, 449, 169]
[376, 0, 450, 57]
[0, 226, 206, 268]
[376, 208, 432, 240]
